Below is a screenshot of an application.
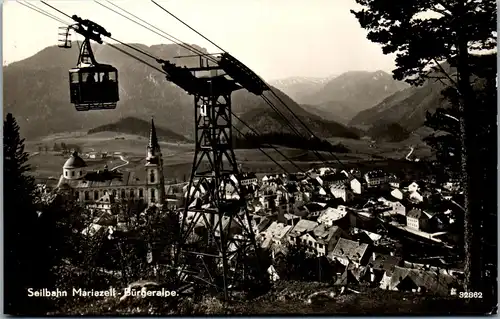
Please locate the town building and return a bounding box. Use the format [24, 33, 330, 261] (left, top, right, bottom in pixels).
[328, 238, 370, 267]
[364, 170, 390, 188]
[330, 184, 354, 202]
[406, 209, 430, 231]
[349, 177, 364, 194]
[56, 119, 166, 206]
[238, 172, 258, 186]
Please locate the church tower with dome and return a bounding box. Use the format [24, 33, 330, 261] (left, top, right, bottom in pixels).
[63, 151, 88, 179]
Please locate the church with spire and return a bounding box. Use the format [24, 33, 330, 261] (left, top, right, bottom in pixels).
[56, 118, 166, 206]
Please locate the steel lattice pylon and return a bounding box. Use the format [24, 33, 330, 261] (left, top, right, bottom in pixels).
[160, 55, 267, 299]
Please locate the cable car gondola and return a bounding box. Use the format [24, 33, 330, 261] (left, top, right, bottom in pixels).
[59, 16, 119, 111]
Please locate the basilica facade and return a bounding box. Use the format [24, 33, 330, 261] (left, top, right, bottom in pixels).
[57, 119, 166, 206]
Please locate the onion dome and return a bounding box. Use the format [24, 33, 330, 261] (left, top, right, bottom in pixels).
[63, 151, 87, 169]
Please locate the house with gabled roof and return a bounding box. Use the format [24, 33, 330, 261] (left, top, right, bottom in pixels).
[258, 221, 293, 250]
[312, 224, 349, 257]
[348, 176, 365, 195]
[328, 238, 371, 267]
[330, 184, 354, 202]
[322, 172, 349, 188]
[379, 265, 461, 295]
[406, 209, 430, 232]
[287, 219, 318, 245]
[88, 192, 118, 214]
[364, 170, 390, 188]
[317, 206, 348, 227]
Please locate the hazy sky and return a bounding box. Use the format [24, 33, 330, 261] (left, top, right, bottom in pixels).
[3, 0, 397, 80]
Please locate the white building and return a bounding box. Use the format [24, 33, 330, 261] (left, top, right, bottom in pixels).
[350, 178, 363, 194]
[330, 184, 354, 202]
[391, 188, 404, 200]
[407, 182, 420, 193]
[317, 206, 348, 227]
[364, 170, 390, 187]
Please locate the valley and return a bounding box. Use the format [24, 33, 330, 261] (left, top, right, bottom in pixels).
[26, 130, 431, 185]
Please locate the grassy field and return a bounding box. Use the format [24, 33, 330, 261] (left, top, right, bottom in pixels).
[26, 132, 432, 181]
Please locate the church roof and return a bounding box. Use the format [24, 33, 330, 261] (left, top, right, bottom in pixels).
[58, 169, 150, 189]
[63, 152, 87, 169]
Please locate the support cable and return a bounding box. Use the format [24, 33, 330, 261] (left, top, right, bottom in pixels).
[231, 112, 305, 173]
[148, 0, 336, 167]
[232, 125, 289, 174]
[150, 0, 226, 53]
[95, 0, 218, 63]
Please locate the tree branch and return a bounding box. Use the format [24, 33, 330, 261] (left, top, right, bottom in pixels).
[432, 58, 459, 88]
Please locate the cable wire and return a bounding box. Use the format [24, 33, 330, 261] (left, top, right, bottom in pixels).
[95, 0, 218, 63]
[19, 0, 292, 175]
[232, 125, 289, 174]
[150, 0, 226, 53]
[21, 0, 372, 177]
[106, 43, 168, 75]
[260, 94, 328, 163]
[231, 112, 305, 173]
[40, 0, 73, 19]
[148, 0, 331, 166]
[18, 0, 69, 25]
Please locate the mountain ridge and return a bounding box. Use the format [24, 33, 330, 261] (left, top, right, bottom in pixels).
[269, 75, 337, 103]
[298, 70, 409, 122]
[4, 43, 357, 142]
[349, 80, 449, 131]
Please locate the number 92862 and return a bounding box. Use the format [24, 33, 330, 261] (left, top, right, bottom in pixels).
[459, 291, 483, 299]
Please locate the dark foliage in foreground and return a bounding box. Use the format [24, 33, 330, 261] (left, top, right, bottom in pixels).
[4, 113, 54, 314]
[352, 0, 496, 306]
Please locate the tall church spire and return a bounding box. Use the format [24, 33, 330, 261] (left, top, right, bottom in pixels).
[146, 117, 162, 163]
[145, 116, 165, 205]
[148, 117, 160, 152]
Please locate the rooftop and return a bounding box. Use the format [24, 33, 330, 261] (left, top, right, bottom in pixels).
[289, 219, 318, 238]
[58, 169, 149, 189]
[63, 152, 87, 169]
[330, 238, 369, 262]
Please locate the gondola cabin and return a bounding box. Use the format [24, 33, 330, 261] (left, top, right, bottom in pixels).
[69, 64, 119, 111]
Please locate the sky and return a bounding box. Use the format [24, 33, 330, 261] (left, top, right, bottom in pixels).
[3, 0, 397, 80]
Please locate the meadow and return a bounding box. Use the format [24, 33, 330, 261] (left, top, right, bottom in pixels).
[26, 131, 432, 182]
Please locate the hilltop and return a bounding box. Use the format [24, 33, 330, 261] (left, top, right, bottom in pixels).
[87, 117, 190, 143]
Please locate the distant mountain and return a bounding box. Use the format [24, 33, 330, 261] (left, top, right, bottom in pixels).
[87, 117, 189, 142]
[269, 75, 336, 103]
[349, 81, 449, 131]
[235, 94, 360, 140]
[4, 43, 347, 141]
[301, 70, 409, 121]
[366, 123, 410, 142]
[350, 54, 496, 132]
